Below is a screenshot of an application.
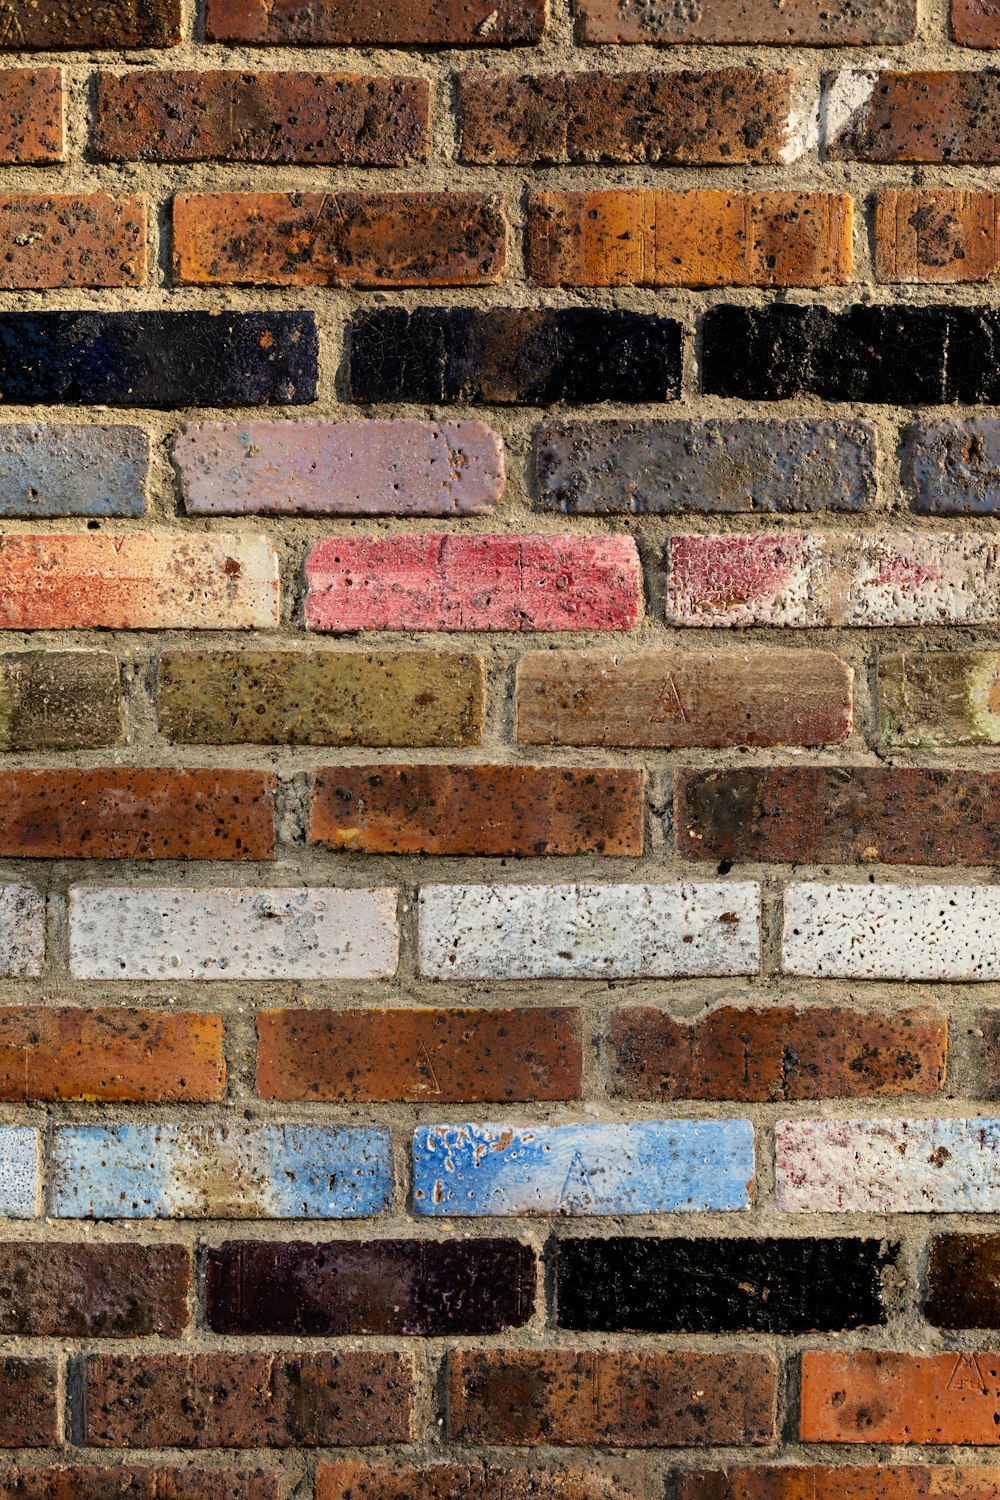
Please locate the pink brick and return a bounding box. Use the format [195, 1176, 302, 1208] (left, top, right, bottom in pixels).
[304, 535, 642, 633]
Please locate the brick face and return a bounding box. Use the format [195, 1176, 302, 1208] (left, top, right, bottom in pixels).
[0, 195, 145, 290]
[0, 71, 62, 164]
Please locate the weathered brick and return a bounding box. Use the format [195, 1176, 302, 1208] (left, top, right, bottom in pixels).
[69, 885, 398, 980]
[94, 71, 427, 164]
[317, 1464, 639, 1500]
[878, 652, 1000, 745]
[174, 420, 503, 516]
[0, 652, 121, 750]
[677, 1469, 1000, 1500]
[0, 195, 144, 290]
[84, 1353, 413, 1448]
[413, 1120, 754, 1215]
[0, 1006, 224, 1101]
[348, 307, 682, 404]
[828, 72, 1000, 162]
[528, 191, 852, 288]
[205, 0, 544, 43]
[0, 1128, 38, 1218]
[0, 1361, 57, 1447]
[0, 1244, 189, 1336]
[610, 1005, 947, 1102]
[0, 0, 180, 47]
[157, 650, 484, 747]
[972, 1015, 1000, 1101]
[576, 0, 914, 43]
[0, 1472, 279, 1500]
[304, 535, 641, 633]
[800, 1352, 1000, 1444]
[458, 69, 792, 164]
[953, 0, 1000, 45]
[0, 70, 62, 163]
[447, 1350, 776, 1447]
[926, 1235, 1000, 1327]
[906, 419, 1000, 514]
[876, 189, 1000, 283]
[0, 425, 147, 518]
[0, 886, 44, 978]
[206, 1239, 534, 1335]
[516, 649, 852, 749]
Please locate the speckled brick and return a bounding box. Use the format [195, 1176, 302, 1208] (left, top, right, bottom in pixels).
[0, 886, 44, 978]
[828, 72, 1000, 161]
[0, 0, 180, 47]
[316, 1465, 640, 1500]
[0, 425, 147, 518]
[0, 1243, 189, 1336]
[878, 653, 1000, 745]
[677, 1469, 1000, 1500]
[0, 1129, 37, 1218]
[0, 70, 62, 163]
[0, 1472, 279, 1500]
[800, 1352, 1000, 1444]
[906, 419, 1000, 514]
[204, 0, 544, 43]
[0, 652, 121, 750]
[954, 0, 1000, 45]
[575, 0, 915, 42]
[876, 190, 1000, 283]
[0, 195, 145, 290]
[0, 1361, 57, 1447]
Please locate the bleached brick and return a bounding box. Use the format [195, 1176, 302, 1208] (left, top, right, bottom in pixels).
[0, 1128, 37, 1218]
[0, 885, 44, 977]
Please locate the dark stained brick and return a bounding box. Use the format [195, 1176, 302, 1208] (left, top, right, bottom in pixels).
[926, 1236, 1000, 1328]
[0, 1244, 189, 1336]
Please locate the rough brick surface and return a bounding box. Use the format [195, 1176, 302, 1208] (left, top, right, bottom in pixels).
[677, 1470, 1000, 1500]
[205, 0, 545, 44]
[926, 1235, 1000, 1327]
[828, 73, 1000, 162]
[0, 1361, 58, 1447]
[0, 195, 145, 290]
[876, 190, 1000, 283]
[907, 419, 1000, 514]
[575, 0, 915, 43]
[316, 1466, 638, 1500]
[800, 1352, 1000, 1444]
[0, 1243, 189, 1336]
[954, 0, 1000, 45]
[0, 425, 148, 518]
[0, 1473, 279, 1500]
[0, 652, 121, 749]
[0, 70, 62, 164]
[878, 652, 1000, 745]
[0, 0, 180, 47]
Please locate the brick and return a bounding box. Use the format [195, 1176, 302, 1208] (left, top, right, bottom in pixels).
[348, 307, 682, 404]
[0, 1006, 224, 1102]
[94, 70, 427, 164]
[828, 72, 1000, 162]
[0, 425, 147, 518]
[157, 650, 484, 748]
[535, 418, 876, 516]
[528, 191, 852, 288]
[204, 0, 544, 43]
[555, 1238, 895, 1333]
[447, 1350, 776, 1447]
[0, 1243, 189, 1336]
[926, 1236, 1000, 1327]
[677, 1469, 1000, 1500]
[175, 192, 505, 288]
[800, 1352, 1000, 1444]
[418, 882, 760, 979]
[906, 419, 1000, 514]
[50, 1123, 393, 1219]
[973, 1016, 1000, 1101]
[69, 885, 399, 980]
[0, 1128, 38, 1218]
[878, 652, 1000, 745]
[954, 0, 1000, 45]
[876, 190, 1000, 283]
[83, 1353, 412, 1448]
[174, 419, 503, 516]
[206, 1238, 535, 1334]
[0, 1361, 57, 1448]
[0, 0, 180, 47]
[309, 765, 645, 855]
[0, 652, 121, 750]
[317, 1464, 640, 1500]
[257, 1006, 582, 1103]
[576, 0, 914, 43]
[0, 195, 144, 290]
[0, 1472, 279, 1500]
[304, 535, 642, 632]
[516, 649, 853, 749]
[0, 534, 278, 630]
[0, 311, 317, 406]
[610, 1005, 947, 1102]
[0, 70, 62, 163]
[457, 69, 792, 164]
[413, 1120, 754, 1215]
[0, 886, 45, 978]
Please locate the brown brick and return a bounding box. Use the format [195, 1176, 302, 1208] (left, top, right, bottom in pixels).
[0, 1360, 58, 1447]
[576, 0, 915, 44]
[0, 196, 144, 290]
[0, 1006, 224, 1102]
[83, 1353, 413, 1448]
[257, 1006, 582, 1102]
[0, 70, 62, 163]
[953, 0, 1000, 46]
[204, 0, 544, 44]
[0, 0, 180, 47]
[926, 1235, 1000, 1328]
[828, 72, 1000, 162]
[318, 1463, 641, 1500]
[0, 652, 121, 751]
[446, 1351, 776, 1447]
[0, 1244, 189, 1337]
[609, 1005, 947, 1102]
[876, 190, 1000, 282]
[0, 1473, 279, 1500]
[677, 1470, 1000, 1500]
[458, 69, 792, 164]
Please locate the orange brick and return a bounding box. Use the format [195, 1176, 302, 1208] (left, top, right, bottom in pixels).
[0, 70, 62, 163]
[0, 195, 145, 290]
[801, 1352, 1000, 1444]
[876, 189, 1000, 282]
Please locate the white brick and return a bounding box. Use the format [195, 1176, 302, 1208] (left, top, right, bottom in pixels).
[0, 884, 44, 977]
[0, 1128, 37, 1218]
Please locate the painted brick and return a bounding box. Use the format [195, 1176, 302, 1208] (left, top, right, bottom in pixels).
[516, 649, 853, 749]
[0, 0, 180, 47]
[0, 425, 147, 518]
[0, 1361, 57, 1447]
[457, 69, 793, 164]
[0, 70, 62, 163]
[175, 192, 506, 288]
[69, 886, 399, 980]
[347, 307, 682, 404]
[174, 420, 503, 516]
[906, 419, 1000, 514]
[575, 0, 915, 43]
[205, 1238, 535, 1335]
[677, 1469, 1000, 1500]
[0, 1129, 38, 1218]
[776, 1118, 1000, 1212]
[528, 191, 852, 288]
[0, 534, 278, 630]
[257, 1006, 583, 1103]
[0, 886, 45, 978]
[157, 650, 485, 747]
[828, 72, 1000, 162]
[50, 1123, 393, 1219]
[0, 1006, 224, 1102]
[0, 652, 121, 750]
[783, 883, 1000, 981]
[316, 1465, 639, 1500]
[447, 1350, 777, 1447]
[412, 1120, 754, 1215]
[418, 882, 760, 979]
[610, 1005, 947, 1102]
[0, 195, 145, 290]
[0, 1244, 189, 1336]
[535, 418, 876, 515]
[206, 0, 544, 42]
[83, 1353, 413, 1448]
[876, 189, 1000, 283]
[305, 535, 641, 633]
[954, 0, 1000, 45]
[800, 1351, 1000, 1444]
[0, 312, 317, 407]
[878, 652, 1000, 746]
[310, 765, 645, 855]
[93, 71, 428, 164]
[926, 1235, 1000, 1327]
[0, 1472, 279, 1500]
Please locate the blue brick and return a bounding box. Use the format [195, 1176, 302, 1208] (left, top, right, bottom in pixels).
[0, 1128, 37, 1218]
[0, 424, 148, 517]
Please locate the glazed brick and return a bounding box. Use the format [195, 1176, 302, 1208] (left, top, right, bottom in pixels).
[0, 312, 317, 407]
[555, 1238, 895, 1333]
[206, 0, 543, 42]
[174, 419, 503, 516]
[0, 1006, 224, 1102]
[0, 425, 147, 518]
[50, 1123, 393, 1219]
[157, 650, 485, 748]
[0, 70, 62, 163]
[94, 71, 428, 165]
[0, 195, 144, 290]
[316, 1465, 639, 1500]
[906, 419, 1000, 515]
[69, 886, 399, 980]
[83, 1353, 413, 1448]
[677, 1469, 1000, 1500]
[0, 1361, 57, 1448]
[610, 1005, 947, 1102]
[205, 1238, 535, 1335]
[457, 69, 793, 165]
[0, 1473, 280, 1500]
[347, 307, 682, 405]
[516, 649, 853, 749]
[926, 1235, 1000, 1327]
[828, 72, 1000, 162]
[575, 0, 915, 43]
[257, 1006, 583, 1103]
[304, 535, 641, 633]
[418, 882, 760, 979]
[0, 1243, 189, 1336]
[0, 534, 278, 630]
[309, 765, 645, 855]
[0, 1128, 39, 1218]
[878, 653, 1000, 746]
[447, 1350, 777, 1447]
[413, 1120, 754, 1215]
[528, 191, 852, 288]
[0, 886, 45, 979]
[876, 190, 1000, 283]
[0, 652, 120, 750]
[954, 0, 1000, 45]
[174, 192, 506, 289]
[800, 1352, 1000, 1444]
[0, 0, 180, 47]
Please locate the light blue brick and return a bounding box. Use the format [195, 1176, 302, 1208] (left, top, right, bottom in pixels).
[0, 1127, 37, 1218]
[0, 424, 148, 517]
[413, 1120, 754, 1217]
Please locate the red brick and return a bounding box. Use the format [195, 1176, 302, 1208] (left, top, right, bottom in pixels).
[0, 70, 62, 163]
[204, 0, 544, 44]
[0, 1244, 189, 1337]
[0, 195, 144, 290]
[0, 0, 180, 47]
[677, 1469, 1000, 1500]
[953, 0, 1000, 46]
[318, 1463, 641, 1500]
[828, 72, 1000, 162]
[801, 1352, 1000, 1443]
[575, 0, 915, 43]
[0, 1360, 58, 1447]
[0, 1473, 279, 1500]
[876, 189, 1000, 282]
